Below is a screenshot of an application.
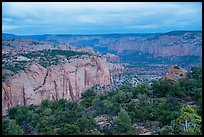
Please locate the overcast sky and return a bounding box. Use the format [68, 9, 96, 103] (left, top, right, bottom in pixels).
[2, 2, 202, 35]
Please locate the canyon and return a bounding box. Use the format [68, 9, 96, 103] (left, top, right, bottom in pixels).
[3, 31, 202, 58]
[2, 31, 202, 116]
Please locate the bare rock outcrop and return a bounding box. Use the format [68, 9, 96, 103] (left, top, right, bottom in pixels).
[2, 56, 112, 115]
[95, 115, 113, 130]
[166, 65, 188, 82]
[105, 53, 120, 62]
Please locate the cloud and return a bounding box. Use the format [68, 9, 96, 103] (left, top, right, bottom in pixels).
[2, 25, 19, 31]
[3, 18, 14, 23]
[126, 25, 160, 29]
[2, 2, 202, 34]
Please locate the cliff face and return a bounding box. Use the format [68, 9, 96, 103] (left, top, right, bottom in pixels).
[2, 56, 112, 115]
[108, 34, 202, 57]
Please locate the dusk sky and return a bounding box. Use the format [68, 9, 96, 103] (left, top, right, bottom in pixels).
[2, 2, 202, 35]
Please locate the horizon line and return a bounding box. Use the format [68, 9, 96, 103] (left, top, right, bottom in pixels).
[2, 30, 202, 36]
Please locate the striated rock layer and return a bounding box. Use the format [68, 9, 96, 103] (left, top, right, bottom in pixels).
[2, 56, 112, 115]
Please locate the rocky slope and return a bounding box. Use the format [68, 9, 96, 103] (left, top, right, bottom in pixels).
[2, 55, 113, 115]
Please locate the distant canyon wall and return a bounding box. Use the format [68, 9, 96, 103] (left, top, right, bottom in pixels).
[37, 32, 202, 58]
[3, 31, 202, 58]
[108, 37, 202, 57]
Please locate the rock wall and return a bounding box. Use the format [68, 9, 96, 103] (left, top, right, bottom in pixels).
[108, 35, 202, 57]
[2, 56, 112, 115]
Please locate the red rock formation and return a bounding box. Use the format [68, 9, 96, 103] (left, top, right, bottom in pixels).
[166, 65, 188, 82]
[2, 56, 112, 115]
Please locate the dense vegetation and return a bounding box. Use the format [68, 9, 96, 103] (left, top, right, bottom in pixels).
[2, 67, 202, 135]
[3, 60, 28, 74]
[2, 57, 29, 81]
[19, 49, 91, 68]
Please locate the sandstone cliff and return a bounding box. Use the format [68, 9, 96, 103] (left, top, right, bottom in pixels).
[2, 56, 112, 115]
